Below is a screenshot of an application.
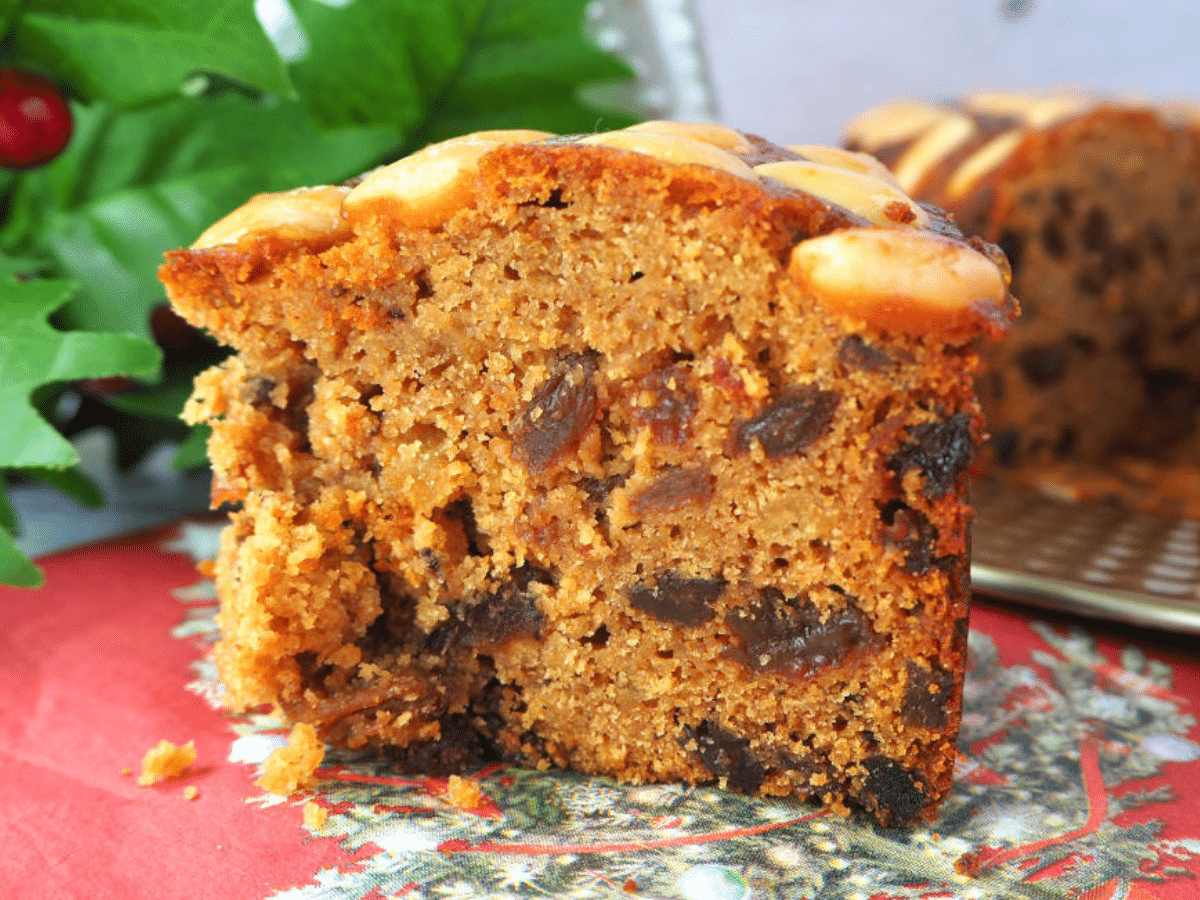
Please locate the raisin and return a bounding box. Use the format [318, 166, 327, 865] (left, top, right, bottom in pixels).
[862, 756, 926, 827]
[725, 588, 880, 677]
[425, 565, 554, 653]
[383, 714, 493, 775]
[838, 335, 892, 373]
[995, 228, 1023, 274]
[879, 501, 937, 575]
[902, 660, 956, 729]
[990, 429, 1020, 466]
[681, 720, 766, 794]
[887, 412, 974, 500]
[628, 467, 715, 516]
[1040, 217, 1067, 258]
[736, 385, 841, 458]
[1016, 344, 1069, 387]
[629, 571, 725, 627]
[1080, 207, 1111, 253]
[513, 352, 600, 474]
[631, 363, 698, 445]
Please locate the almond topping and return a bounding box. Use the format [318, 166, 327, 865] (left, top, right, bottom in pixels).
[579, 129, 757, 180]
[191, 186, 350, 249]
[788, 227, 1009, 339]
[756, 160, 930, 228]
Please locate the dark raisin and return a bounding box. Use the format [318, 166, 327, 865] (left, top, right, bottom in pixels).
[681, 720, 766, 794]
[736, 385, 841, 458]
[631, 363, 698, 446]
[990, 429, 1020, 466]
[879, 501, 937, 575]
[887, 412, 974, 500]
[513, 352, 600, 474]
[629, 571, 725, 627]
[1040, 218, 1067, 258]
[724, 588, 880, 677]
[1080, 207, 1111, 252]
[903, 660, 956, 729]
[383, 713, 493, 775]
[994, 229, 1023, 274]
[581, 624, 610, 649]
[425, 564, 554, 653]
[629, 467, 715, 516]
[862, 756, 926, 827]
[838, 335, 892, 373]
[1015, 344, 1069, 387]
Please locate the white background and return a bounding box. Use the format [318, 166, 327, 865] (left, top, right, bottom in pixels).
[693, 0, 1200, 145]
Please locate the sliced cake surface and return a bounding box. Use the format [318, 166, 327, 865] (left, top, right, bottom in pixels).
[847, 92, 1200, 511]
[160, 121, 1015, 826]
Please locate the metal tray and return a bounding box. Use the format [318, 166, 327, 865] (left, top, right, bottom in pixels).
[971, 477, 1200, 635]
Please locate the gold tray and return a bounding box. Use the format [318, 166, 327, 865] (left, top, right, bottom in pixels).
[971, 477, 1200, 635]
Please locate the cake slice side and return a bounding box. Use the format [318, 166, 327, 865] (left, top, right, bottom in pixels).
[161, 123, 1014, 826]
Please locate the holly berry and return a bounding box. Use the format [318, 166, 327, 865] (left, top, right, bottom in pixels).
[0, 67, 72, 169]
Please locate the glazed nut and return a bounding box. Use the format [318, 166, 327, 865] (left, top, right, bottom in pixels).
[344, 130, 551, 227]
[191, 186, 350, 249]
[755, 160, 930, 229]
[891, 114, 976, 193]
[788, 226, 1008, 338]
[842, 100, 954, 151]
[580, 129, 758, 180]
[625, 120, 757, 156]
[785, 145, 904, 188]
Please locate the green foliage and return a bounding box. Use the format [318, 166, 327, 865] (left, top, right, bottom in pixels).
[0, 0, 637, 585]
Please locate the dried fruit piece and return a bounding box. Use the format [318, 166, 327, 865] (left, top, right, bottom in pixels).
[735, 385, 841, 458]
[902, 660, 956, 730]
[629, 571, 725, 626]
[862, 756, 926, 827]
[631, 364, 698, 445]
[725, 588, 880, 677]
[838, 334, 893, 372]
[426, 565, 554, 652]
[879, 500, 937, 575]
[628, 467, 714, 516]
[681, 720, 766, 793]
[513, 352, 600, 474]
[887, 412, 974, 500]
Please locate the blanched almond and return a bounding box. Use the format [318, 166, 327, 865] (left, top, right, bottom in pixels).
[191, 186, 350, 249]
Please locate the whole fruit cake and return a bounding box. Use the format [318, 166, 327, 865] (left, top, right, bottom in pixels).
[846, 92, 1200, 509]
[160, 121, 1015, 826]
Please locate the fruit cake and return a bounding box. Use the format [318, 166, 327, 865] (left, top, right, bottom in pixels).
[160, 121, 1015, 826]
[845, 92, 1200, 499]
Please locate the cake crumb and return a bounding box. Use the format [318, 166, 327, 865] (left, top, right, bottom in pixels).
[623, 878, 639, 893]
[119, 767, 132, 776]
[183, 786, 199, 801]
[444, 774, 483, 810]
[302, 800, 328, 829]
[256, 723, 325, 795]
[138, 739, 197, 786]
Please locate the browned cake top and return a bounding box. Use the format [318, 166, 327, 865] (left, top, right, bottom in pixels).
[188, 120, 1014, 343]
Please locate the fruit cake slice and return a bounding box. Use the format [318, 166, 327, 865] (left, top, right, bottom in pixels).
[160, 121, 1015, 826]
[846, 92, 1200, 484]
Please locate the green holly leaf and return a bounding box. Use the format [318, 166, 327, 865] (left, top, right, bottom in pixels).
[0, 275, 161, 469]
[288, 0, 636, 146]
[11, 0, 294, 107]
[0, 95, 399, 339]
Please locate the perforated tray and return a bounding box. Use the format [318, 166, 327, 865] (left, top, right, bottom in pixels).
[971, 477, 1200, 635]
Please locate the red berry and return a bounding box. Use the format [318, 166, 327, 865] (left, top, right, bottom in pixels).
[0, 68, 72, 169]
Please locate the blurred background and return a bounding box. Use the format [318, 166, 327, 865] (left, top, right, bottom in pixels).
[7, 0, 1199, 571]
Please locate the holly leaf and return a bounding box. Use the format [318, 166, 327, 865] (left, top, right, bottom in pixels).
[0, 95, 399, 339]
[288, 0, 636, 145]
[11, 0, 294, 107]
[0, 275, 161, 469]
